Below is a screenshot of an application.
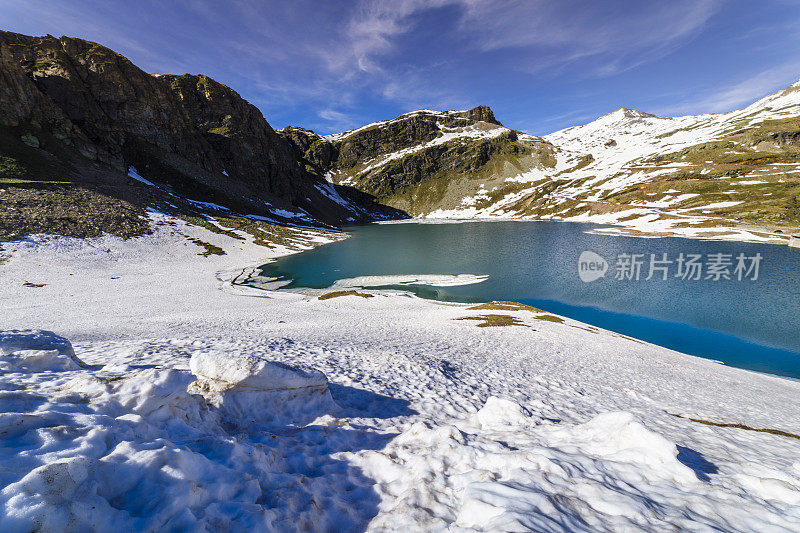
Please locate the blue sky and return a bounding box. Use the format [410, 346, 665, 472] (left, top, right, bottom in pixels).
[2, 1, 799, 135]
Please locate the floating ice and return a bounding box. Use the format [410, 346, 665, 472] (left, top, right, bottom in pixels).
[331, 273, 489, 288]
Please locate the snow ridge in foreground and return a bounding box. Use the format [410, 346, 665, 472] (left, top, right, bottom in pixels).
[0, 336, 382, 531]
[2, 330, 800, 532]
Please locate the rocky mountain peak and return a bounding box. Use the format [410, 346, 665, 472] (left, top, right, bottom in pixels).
[601, 108, 658, 121]
[0, 30, 400, 227]
[451, 106, 502, 126]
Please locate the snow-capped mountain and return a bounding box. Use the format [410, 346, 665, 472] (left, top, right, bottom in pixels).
[279, 107, 557, 218]
[322, 80, 800, 240]
[2, 27, 797, 244]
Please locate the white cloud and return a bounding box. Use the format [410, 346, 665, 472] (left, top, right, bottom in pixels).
[655, 63, 800, 116]
[340, 0, 723, 78]
[315, 108, 362, 132]
[318, 108, 350, 121]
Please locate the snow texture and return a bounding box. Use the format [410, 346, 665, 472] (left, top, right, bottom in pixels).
[1, 215, 800, 531]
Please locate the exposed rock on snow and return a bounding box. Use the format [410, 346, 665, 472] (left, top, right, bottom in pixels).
[188, 351, 334, 426]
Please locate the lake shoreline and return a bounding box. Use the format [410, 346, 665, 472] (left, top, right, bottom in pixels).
[382, 215, 795, 245]
[256, 219, 800, 379]
[3, 213, 800, 529]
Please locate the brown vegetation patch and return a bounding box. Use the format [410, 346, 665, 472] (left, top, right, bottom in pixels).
[468, 301, 544, 312]
[671, 413, 800, 441]
[534, 314, 564, 323]
[457, 314, 528, 328]
[318, 290, 374, 301]
[0, 185, 152, 242]
[186, 236, 225, 256]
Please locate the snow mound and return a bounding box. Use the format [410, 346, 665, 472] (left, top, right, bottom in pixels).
[0, 330, 85, 371]
[188, 351, 334, 426]
[548, 411, 698, 484]
[469, 395, 533, 429]
[351, 401, 705, 530]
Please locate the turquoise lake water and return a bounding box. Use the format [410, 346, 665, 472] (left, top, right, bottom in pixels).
[259, 221, 800, 379]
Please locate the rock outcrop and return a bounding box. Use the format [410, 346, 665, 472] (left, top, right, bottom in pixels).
[0, 31, 398, 227]
[279, 109, 557, 215]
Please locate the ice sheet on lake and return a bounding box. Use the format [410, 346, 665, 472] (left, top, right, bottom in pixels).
[331, 273, 489, 288]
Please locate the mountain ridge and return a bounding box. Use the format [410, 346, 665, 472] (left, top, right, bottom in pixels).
[1, 29, 798, 245]
[0, 30, 402, 240]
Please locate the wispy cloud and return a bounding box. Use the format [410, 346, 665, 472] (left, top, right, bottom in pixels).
[341, 0, 722, 78]
[2, 0, 794, 135]
[315, 108, 362, 131]
[655, 63, 800, 116]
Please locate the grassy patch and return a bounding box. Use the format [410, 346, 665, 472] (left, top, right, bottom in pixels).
[207, 117, 235, 138]
[457, 314, 528, 328]
[186, 237, 225, 256]
[555, 154, 594, 176]
[0, 186, 152, 242]
[534, 314, 564, 323]
[467, 301, 564, 324]
[670, 413, 800, 441]
[581, 116, 800, 228]
[318, 290, 374, 300]
[468, 301, 544, 312]
[0, 177, 71, 185]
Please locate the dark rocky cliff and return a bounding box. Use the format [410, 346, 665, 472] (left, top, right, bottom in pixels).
[279, 108, 556, 216]
[0, 31, 398, 234]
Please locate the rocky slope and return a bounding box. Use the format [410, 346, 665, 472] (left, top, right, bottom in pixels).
[279, 108, 557, 216]
[380, 83, 799, 239]
[0, 30, 398, 242]
[2, 29, 798, 243]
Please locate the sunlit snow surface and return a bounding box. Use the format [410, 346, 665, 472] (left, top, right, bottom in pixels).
[1, 215, 800, 531]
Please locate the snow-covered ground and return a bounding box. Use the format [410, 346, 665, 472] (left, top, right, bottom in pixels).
[2, 215, 800, 531]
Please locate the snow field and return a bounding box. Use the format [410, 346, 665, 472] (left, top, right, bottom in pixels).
[1, 216, 800, 531]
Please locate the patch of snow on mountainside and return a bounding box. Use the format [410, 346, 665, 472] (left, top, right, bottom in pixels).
[323, 109, 470, 142]
[544, 81, 800, 198]
[356, 122, 509, 176]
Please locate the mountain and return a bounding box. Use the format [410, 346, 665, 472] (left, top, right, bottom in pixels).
[278, 107, 556, 216]
[286, 81, 800, 237]
[346, 82, 798, 236]
[1, 29, 798, 244]
[0, 30, 400, 242]
[538, 82, 800, 229]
